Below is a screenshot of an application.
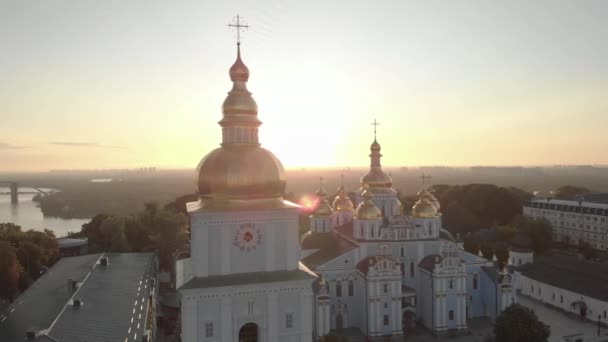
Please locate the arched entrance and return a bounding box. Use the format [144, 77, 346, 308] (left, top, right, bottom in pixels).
[403, 311, 415, 330]
[336, 314, 343, 329]
[239, 323, 258, 342]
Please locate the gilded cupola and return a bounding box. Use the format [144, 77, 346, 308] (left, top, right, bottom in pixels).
[313, 181, 333, 217]
[354, 189, 382, 220]
[196, 43, 286, 200]
[412, 186, 438, 218]
[332, 184, 355, 211]
[360, 126, 392, 190]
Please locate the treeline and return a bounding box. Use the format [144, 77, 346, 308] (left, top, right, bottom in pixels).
[0, 223, 59, 301]
[462, 217, 553, 265]
[38, 178, 192, 219]
[68, 202, 188, 271]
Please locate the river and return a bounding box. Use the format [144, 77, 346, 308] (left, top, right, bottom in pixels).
[0, 187, 89, 237]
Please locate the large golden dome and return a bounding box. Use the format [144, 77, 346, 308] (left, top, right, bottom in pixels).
[196, 146, 285, 199]
[196, 43, 285, 201]
[355, 189, 382, 220]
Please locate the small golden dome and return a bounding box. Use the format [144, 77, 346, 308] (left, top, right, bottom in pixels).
[412, 197, 438, 218]
[355, 189, 382, 220]
[428, 193, 440, 210]
[314, 200, 333, 217]
[332, 189, 354, 211]
[313, 184, 333, 217]
[196, 145, 285, 200]
[361, 139, 392, 189]
[229, 44, 249, 82]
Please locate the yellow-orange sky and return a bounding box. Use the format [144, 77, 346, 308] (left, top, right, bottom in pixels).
[1, 0, 607, 172]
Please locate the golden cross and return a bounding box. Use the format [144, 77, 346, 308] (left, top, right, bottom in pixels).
[371, 119, 380, 140]
[228, 14, 250, 44]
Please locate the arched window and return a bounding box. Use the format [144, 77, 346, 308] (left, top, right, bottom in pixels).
[473, 274, 478, 290]
[336, 280, 342, 297]
[400, 247, 405, 257]
[449, 310, 454, 320]
[383, 283, 389, 293]
[348, 280, 354, 296]
[410, 262, 415, 278]
[400, 263, 405, 276]
[449, 280, 454, 289]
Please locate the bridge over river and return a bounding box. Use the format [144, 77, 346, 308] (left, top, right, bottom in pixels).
[0, 182, 49, 204]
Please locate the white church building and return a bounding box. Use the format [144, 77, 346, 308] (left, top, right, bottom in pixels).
[177, 41, 516, 341]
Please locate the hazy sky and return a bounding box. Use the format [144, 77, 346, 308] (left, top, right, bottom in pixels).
[1, 0, 607, 172]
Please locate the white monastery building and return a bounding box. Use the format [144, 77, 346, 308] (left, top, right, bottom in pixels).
[523, 199, 608, 251]
[176, 40, 516, 341]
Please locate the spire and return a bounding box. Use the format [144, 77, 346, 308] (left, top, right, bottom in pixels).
[220, 15, 261, 146]
[361, 120, 392, 189]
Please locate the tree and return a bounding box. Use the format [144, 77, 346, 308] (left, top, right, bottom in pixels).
[579, 242, 598, 260]
[494, 304, 549, 342]
[0, 241, 20, 301]
[517, 217, 553, 254]
[98, 216, 129, 252]
[463, 234, 480, 255]
[442, 204, 480, 236]
[496, 225, 517, 242]
[554, 185, 590, 200]
[494, 242, 510, 268]
[147, 210, 188, 271]
[480, 244, 494, 261]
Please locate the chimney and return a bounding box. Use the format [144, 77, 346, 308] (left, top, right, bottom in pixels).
[73, 298, 83, 308]
[100, 256, 109, 266]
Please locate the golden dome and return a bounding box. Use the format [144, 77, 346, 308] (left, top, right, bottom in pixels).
[332, 188, 354, 211]
[429, 193, 440, 210]
[196, 44, 286, 201]
[361, 139, 392, 189]
[361, 168, 393, 189]
[355, 189, 382, 220]
[221, 44, 259, 121]
[313, 184, 333, 217]
[314, 200, 333, 217]
[196, 145, 285, 200]
[412, 197, 438, 218]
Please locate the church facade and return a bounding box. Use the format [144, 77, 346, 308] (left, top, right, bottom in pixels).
[301, 137, 516, 338]
[177, 41, 516, 341]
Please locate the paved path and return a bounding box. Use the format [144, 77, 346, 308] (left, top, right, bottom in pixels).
[518, 295, 608, 342]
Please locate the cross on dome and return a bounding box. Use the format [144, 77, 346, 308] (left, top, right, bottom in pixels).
[370, 119, 380, 140]
[228, 14, 250, 45]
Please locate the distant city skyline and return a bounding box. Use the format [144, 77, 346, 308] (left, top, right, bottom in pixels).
[1, 0, 607, 172]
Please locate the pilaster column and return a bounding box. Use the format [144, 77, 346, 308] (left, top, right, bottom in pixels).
[181, 298, 197, 342]
[221, 226, 230, 274]
[300, 290, 313, 341]
[265, 224, 276, 271]
[221, 295, 232, 340]
[268, 292, 278, 341]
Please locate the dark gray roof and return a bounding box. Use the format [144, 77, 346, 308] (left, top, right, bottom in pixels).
[301, 227, 358, 269]
[0, 254, 101, 342]
[518, 255, 608, 301]
[481, 266, 512, 284]
[180, 264, 316, 290]
[0, 253, 157, 342]
[418, 254, 442, 272]
[47, 253, 156, 342]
